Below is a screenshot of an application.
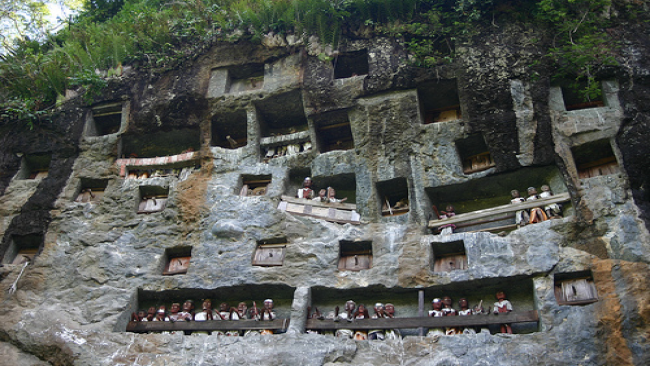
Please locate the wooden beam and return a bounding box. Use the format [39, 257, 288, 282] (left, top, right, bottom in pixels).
[305, 310, 538, 330]
[126, 319, 289, 333]
[285, 210, 360, 225]
[281, 195, 357, 211]
[428, 193, 570, 228]
[318, 122, 351, 131]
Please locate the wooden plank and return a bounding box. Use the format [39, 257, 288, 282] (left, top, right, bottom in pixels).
[285, 210, 360, 225]
[428, 193, 570, 228]
[463, 224, 518, 234]
[126, 319, 288, 333]
[281, 195, 357, 211]
[305, 310, 538, 330]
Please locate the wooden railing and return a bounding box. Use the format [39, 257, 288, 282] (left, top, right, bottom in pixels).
[306, 310, 538, 330]
[428, 193, 571, 234]
[278, 195, 360, 224]
[126, 319, 289, 333]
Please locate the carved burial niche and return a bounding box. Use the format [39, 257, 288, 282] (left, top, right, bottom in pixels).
[338, 240, 372, 271]
[312, 173, 357, 203]
[312, 110, 354, 153]
[377, 177, 409, 216]
[257, 90, 308, 138]
[418, 79, 462, 124]
[252, 238, 287, 267]
[138, 185, 169, 214]
[16, 153, 51, 180]
[211, 109, 248, 149]
[456, 134, 495, 174]
[426, 165, 571, 234]
[162, 246, 192, 275]
[1, 234, 43, 265]
[75, 178, 109, 203]
[554, 271, 598, 305]
[240, 174, 271, 197]
[228, 63, 264, 94]
[571, 139, 620, 179]
[558, 79, 604, 111]
[431, 240, 468, 272]
[121, 129, 200, 158]
[333, 49, 369, 79]
[87, 101, 124, 136]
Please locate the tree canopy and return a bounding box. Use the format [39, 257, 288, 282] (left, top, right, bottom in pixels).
[0, 0, 645, 127]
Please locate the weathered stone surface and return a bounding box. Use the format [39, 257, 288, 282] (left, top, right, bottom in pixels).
[0, 17, 649, 366]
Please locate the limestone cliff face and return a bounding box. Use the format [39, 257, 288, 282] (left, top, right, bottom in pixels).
[0, 23, 649, 366]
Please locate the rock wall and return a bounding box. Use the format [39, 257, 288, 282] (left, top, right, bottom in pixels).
[0, 22, 649, 366]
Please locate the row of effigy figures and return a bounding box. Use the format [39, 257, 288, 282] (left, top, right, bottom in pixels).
[130, 299, 276, 335]
[427, 291, 513, 337]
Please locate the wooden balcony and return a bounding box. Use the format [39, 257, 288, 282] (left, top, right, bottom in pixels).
[126, 319, 289, 333]
[428, 192, 571, 234]
[278, 195, 360, 224]
[306, 310, 538, 331]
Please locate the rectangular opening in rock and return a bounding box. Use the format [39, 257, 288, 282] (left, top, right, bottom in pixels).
[312, 110, 354, 153]
[456, 134, 495, 174]
[256, 90, 308, 138]
[88, 101, 124, 136]
[554, 271, 598, 305]
[75, 178, 109, 203]
[252, 238, 287, 267]
[1, 234, 43, 265]
[313, 174, 357, 204]
[431, 240, 467, 272]
[377, 177, 409, 216]
[15, 153, 51, 180]
[422, 275, 538, 334]
[121, 128, 200, 158]
[426, 165, 571, 234]
[138, 185, 169, 214]
[211, 109, 248, 149]
[227, 63, 264, 94]
[333, 49, 369, 79]
[308, 285, 418, 332]
[571, 139, 620, 179]
[240, 174, 271, 197]
[339, 240, 372, 271]
[557, 79, 604, 111]
[162, 246, 192, 275]
[418, 79, 462, 124]
[126, 284, 295, 333]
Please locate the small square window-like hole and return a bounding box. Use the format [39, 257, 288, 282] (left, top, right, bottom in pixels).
[333, 50, 369, 79]
[252, 238, 287, 267]
[431, 240, 467, 272]
[16, 154, 51, 180]
[240, 175, 272, 197]
[456, 134, 495, 174]
[338, 240, 372, 271]
[559, 79, 604, 111]
[90, 102, 123, 136]
[554, 271, 598, 305]
[313, 110, 354, 153]
[418, 80, 462, 124]
[1, 234, 43, 265]
[572, 139, 619, 179]
[211, 109, 248, 149]
[138, 186, 169, 214]
[75, 178, 109, 203]
[228, 63, 264, 94]
[377, 178, 409, 216]
[162, 246, 192, 275]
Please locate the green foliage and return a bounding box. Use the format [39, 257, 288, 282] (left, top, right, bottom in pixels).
[536, 0, 617, 100]
[0, 0, 647, 123]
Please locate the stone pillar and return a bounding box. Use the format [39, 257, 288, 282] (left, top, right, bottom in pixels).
[286, 286, 310, 334]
